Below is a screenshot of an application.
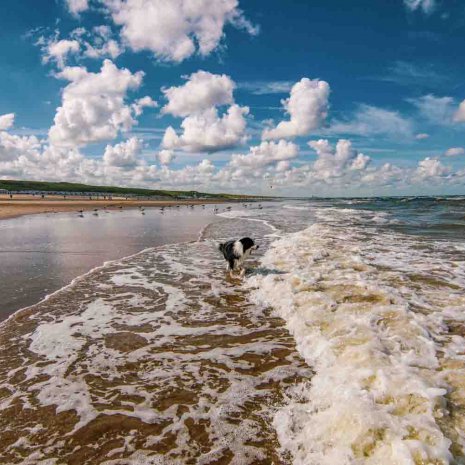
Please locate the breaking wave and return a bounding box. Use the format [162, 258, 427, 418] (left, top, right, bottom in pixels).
[248, 206, 465, 464]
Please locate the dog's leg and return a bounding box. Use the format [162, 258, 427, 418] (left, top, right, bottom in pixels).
[239, 267, 246, 277]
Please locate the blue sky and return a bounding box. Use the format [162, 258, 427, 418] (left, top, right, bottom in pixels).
[0, 0, 464, 196]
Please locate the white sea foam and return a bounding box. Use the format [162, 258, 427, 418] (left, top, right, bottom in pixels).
[283, 205, 308, 210]
[218, 209, 280, 233]
[247, 214, 465, 464]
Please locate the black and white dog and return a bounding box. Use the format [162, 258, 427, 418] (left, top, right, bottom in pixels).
[218, 237, 259, 277]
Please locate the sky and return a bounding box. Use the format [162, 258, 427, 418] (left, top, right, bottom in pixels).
[0, 0, 465, 197]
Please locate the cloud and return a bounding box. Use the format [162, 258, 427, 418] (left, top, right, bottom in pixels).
[415, 133, 429, 140]
[0, 130, 41, 162]
[65, 0, 89, 16]
[444, 147, 465, 157]
[330, 104, 414, 138]
[0, 113, 15, 131]
[409, 94, 456, 126]
[2, 116, 465, 195]
[103, 137, 142, 167]
[162, 71, 234, 117]
[262, 78, 330, 140]
[80, 26, 123, 60]
[161, 71, 248, 153]
[157, 149, 175, 165]
[132, 96, 158, 116]
[360, 162, 407, 187]
[41, 38, 81, 69]
[48, 60, 154, 147]
[36, 27, 123, 69]
[238, 80, 294, 95]
[309, 139, 371, 181]
[162, 104, 249, 153]
[379, 61, 449, 89]
[453, 100, 465, 123]
[229, 140, 298, 169]
[101, 0, 258, 62]
[403, 0, 436, 14]
[415, 157, 449, 178]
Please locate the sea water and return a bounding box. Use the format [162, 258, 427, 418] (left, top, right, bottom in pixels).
[0, 198, 464, 464]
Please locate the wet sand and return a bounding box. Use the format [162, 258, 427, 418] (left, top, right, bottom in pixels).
[0, 195, 233, 220]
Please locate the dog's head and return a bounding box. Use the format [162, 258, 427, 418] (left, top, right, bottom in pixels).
[240, 237, 259, 254]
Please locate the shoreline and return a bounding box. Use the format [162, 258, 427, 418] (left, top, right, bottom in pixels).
[0, 197, 237, 221]
[0, 203, 228, 320]
[0, 242, 157, 330]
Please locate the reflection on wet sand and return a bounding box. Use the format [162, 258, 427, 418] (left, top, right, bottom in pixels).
[0, 206, 232, 320]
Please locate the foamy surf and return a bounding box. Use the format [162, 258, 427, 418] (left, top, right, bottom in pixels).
[248, 207, 465, 465]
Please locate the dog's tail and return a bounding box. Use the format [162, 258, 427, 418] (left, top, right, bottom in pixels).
[218, 243, 224, 252]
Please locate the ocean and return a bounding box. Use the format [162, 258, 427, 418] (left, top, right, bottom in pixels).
[1, 197, 464, 464]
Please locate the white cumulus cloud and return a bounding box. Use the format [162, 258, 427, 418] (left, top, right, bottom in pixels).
[453, 99, 465, 123]
[229, 140, 298, 169]
[157, 149, 175, 165]
[444, 147, 465, 157]
[162, 71, 235, 117]
[42, 39, 81, 69]
[309, 139, 371, 181]
[162, 104, 249, 153]
[0, 113, 15, 131]
[416, 157, 449, 178]
[161, 70, 248, 153]
[65, 0, 89, 16]
[103, 137, 142, 167]
[262, 78, 330, 140]
[81, 25, 123, 60]
[101, 0, 258, 62]
[48, 60, 153, 147]
[0, 131, 41, 162]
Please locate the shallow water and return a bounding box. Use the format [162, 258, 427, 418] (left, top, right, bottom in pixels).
[1, 198, 465, 464]
[0, 205, 223, 320]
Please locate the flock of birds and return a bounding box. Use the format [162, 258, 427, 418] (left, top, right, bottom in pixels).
[76, 203, 262, 218]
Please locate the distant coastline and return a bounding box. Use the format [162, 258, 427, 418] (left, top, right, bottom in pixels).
[0, 179, 268, 220]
